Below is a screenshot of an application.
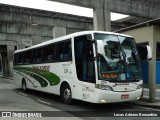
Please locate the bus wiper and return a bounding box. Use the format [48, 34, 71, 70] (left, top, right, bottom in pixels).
[126, 60, 137, 81]
[117, 37, 137, 81]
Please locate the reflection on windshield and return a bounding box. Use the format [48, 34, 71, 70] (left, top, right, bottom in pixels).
[94, 33, 142, 81]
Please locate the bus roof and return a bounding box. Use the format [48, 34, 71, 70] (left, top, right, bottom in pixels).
[14, 31, 133, 54]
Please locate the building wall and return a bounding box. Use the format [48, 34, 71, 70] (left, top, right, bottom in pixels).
[122, 25, 153, 44]
[0, 4, 94, 77]
[153, 25, 160, 43]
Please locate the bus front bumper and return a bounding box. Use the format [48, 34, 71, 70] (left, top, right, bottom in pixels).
[94, 88, 142, 103]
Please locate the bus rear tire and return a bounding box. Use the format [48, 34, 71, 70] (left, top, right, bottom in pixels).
[60, 84, 73, 104]
[22, 79, 27, 92]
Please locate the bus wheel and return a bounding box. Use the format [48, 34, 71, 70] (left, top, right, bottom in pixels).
[61, 84, 73, 104]
[22, 80, 27, 92]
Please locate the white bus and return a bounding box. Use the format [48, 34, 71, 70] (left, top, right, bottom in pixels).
[13, 31, 152, 104]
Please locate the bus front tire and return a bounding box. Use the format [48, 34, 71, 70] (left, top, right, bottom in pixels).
[22, 80, 27, 92]
[60, 84, 73, 104]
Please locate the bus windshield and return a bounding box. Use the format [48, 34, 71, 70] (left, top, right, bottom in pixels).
[94, 33, 142, 82]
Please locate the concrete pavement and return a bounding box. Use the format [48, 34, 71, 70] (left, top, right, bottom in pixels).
[129, 88, 160, 109]
[0, 77, 83, 120]
[1, 77, 160, 110]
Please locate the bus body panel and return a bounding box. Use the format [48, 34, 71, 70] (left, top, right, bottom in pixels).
[94, 88, 142, 103]
[81, 82, 95, 103]
[71, 80, 83, 101]
[97, 80, 143, 92]
[14, 61, 75, 94]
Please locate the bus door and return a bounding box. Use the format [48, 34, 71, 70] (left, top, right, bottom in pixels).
[74, 35, 96, 102]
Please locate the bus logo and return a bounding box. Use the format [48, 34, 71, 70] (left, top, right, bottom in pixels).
[113, 83, 129, 87]
[32, 66, 50, 72]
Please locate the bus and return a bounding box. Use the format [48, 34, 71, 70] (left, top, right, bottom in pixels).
[13, 31, 152, 104]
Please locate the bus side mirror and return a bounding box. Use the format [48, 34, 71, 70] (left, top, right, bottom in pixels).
[96, 40, 105, 55]
[137, 45, 152, 61]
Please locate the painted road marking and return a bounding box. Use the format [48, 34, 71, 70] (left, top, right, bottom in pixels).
[18, 92, 28, 97]
[36, 99, 52, 105]
[6, 87, 13, 90]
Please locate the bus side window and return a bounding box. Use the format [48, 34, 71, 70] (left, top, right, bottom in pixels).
[56, 42, 64, 61]
[32, 48, 42, 63]
[17, 53, 24, 65]
[56, 39, 72, 61]
[63, 40, 72, 60]
[42, 44, 55, 62]
[52, 44, 56, 61]
[24, 50, 32, 64]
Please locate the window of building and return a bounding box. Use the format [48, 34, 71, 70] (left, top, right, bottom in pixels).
[14, 46, 17, 51]
[157, 43, 160, 61]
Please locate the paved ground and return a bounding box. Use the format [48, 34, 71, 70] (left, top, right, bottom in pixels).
[0, 77, 83, 120]
[0, 77, 159, 120]
[129, 88, 160, 109]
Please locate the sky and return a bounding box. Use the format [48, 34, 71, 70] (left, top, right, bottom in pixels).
[0, 0, 129, 21]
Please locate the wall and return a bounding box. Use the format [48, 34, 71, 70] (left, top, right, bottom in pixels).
[0, 4, 94, 77]
[122, 25, 153, 43]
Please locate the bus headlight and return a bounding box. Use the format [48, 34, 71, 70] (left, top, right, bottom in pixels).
[137, 84, 143, 89]
[98, 85, 113, 91]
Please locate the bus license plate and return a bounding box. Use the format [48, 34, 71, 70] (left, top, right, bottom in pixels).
[121, 94, 129, 99]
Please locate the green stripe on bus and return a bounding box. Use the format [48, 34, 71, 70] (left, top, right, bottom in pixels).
[14, 67, 60, 87]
